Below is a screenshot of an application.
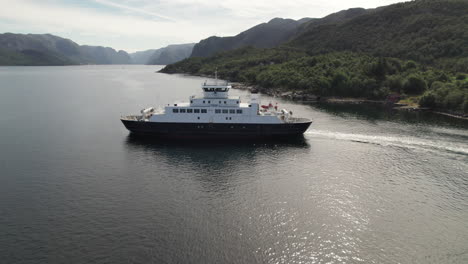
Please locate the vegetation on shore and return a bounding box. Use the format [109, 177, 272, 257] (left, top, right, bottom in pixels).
[162, 48, 468, 114]
[161, 0, 468, 115]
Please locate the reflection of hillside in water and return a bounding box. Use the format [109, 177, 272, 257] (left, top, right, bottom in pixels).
[313, 102, 468, 128]
[124, 135, 310, 193]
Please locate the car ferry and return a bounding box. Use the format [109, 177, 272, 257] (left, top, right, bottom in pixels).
[120, 78, 312, 138]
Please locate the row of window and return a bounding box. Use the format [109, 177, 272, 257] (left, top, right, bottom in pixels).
[172, 108, 243, 114]
[215, 109, 242, 114]
[189, 100, 240, 104]
[173, 108, 207, 113]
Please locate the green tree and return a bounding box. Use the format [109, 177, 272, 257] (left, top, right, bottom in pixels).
[419, 92, 437, 108]
[385, 75, 403, 92]
[403, 75, 427, 94]
[443, 89, 464, 110]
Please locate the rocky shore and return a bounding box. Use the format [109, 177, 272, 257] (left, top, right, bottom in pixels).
[230, 82, 385, 104]
[230, 82, 468, 120]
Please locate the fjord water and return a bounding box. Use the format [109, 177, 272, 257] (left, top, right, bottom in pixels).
[0, 65, 467, 264]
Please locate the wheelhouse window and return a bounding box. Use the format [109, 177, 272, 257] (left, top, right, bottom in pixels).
[203, 87, 228, 92]
[229, 109, 235, 114]
[215, 109, 221, 114]
[236, 109, 242, 114]
[194, 109, 200, 113]
[187, 109, 193, 113]
[222, 109, 228, 113]
[173, 109, 179, 113]
[180, 109, 186, 113]
[201, 109, 207, 113]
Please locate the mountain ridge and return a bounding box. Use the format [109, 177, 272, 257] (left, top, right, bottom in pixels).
[0, 33, 195, 66]
[190, 17, 312, 58]
[189, 8, 373, 59]
[288, 0, 468, 69]
[0, 33, 132, 65]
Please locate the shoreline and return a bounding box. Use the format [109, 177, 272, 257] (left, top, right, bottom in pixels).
[160, 72, 468, 121]
[230, 82, 468, 121]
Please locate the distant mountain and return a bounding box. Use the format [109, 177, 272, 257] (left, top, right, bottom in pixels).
[0, 33, 81, 65]
[147, 43, 195, 65]
[0, 33, 131, 65]
[129, 49, 160, 64]
[80, 45, 131, 64]
[0, 33, 195, 66]
[0, 46, 74, 66]
[190, 17, 312, 58]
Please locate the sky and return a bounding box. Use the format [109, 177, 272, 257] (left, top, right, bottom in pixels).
[0, 0, 404, 53]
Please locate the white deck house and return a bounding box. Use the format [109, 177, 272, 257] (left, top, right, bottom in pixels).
[147, 80, 285, 124]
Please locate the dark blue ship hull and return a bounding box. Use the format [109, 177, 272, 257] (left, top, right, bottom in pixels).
[121, 117, 312, 138]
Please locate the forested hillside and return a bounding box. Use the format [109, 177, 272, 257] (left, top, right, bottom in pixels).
[289, 0, 468, 71]
[162, 0, 468, 114]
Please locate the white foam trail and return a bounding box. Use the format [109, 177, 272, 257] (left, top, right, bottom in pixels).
[305, 130, 468, 156]
[428, 127, 468, 138]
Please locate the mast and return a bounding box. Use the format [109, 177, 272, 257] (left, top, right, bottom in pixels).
[214, 68, 218, 85]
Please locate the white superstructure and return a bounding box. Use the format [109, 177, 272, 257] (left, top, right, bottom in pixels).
[141, 79, 293, 124]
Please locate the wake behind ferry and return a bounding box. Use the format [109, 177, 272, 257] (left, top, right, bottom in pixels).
[121, 78, 312, 138]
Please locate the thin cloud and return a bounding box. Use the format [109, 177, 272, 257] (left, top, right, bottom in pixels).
[91, 0, 176, 22]
[0, 0, 405, 51]
[0, 0, 205, 37]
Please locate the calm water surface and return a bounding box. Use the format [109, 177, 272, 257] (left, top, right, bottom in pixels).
[0, 65, 467, 264]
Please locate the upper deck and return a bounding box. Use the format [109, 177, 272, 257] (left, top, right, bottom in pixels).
[202, 80, 231, 99]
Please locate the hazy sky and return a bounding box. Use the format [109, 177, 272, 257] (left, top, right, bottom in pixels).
[0, 0, 404, 52]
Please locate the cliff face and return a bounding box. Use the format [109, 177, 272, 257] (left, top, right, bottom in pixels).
[129, 49, 160, 65]
[146, 43, 195, 65]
